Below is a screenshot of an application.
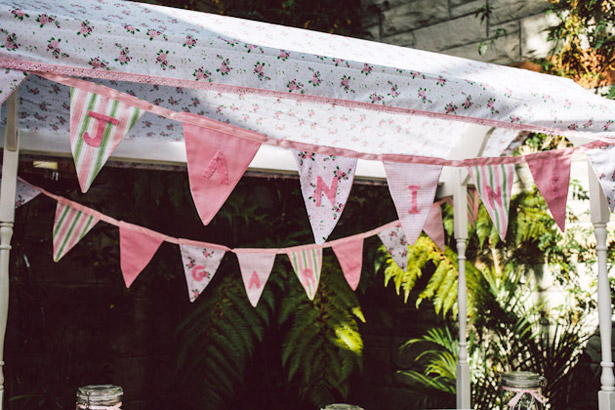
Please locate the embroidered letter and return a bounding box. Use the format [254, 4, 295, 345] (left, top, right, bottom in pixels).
[314, 176, 338, 207]
[202, 151, 229, 185]
[248, 270, 261, 289]
[408, 185, 421, 214]
[485, 185, 502, 208]
[82, 111, 119, 147]
[192, 265, 207, 281]
[550, 176, 561, 198]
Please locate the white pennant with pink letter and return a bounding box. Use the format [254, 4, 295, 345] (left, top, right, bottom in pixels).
[422, 203, 445, 251]
[236, 251, 276, 307]
[292, 150, 357, 245]
[119, 222, 164, 288]
[527, 153, 572, 231]
[70, 87, 144, 192]
[467, 164, 515, 240]
[179, 241, 225, 302]
[287, 247, 322, 300]
[377, 222, 408, 271]
[332, 238, 363, 291]
[182, 116, 261, 225]
[587, 144, 615, 211]
[384, 162, 442, 246]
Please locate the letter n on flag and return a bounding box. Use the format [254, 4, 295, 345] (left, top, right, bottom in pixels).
[179, 241, 225, 302]
[287, 247, 322, 300]
[587, 144, 615, 212]
[182, 117, 261, 225]
[70, 87, 144, 192]
[292, 150, 357, 245]
[527, 153, 572, 231]
[236, 251, 276, 307]
[119, 222, 164, 288]
[52, 202, 99, 262]
[467, 163, 515, 240]
[332, 238, 363, 291]
[383, 161, 442, 246]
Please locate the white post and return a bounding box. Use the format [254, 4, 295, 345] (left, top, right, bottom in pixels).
[0, 91, 19, 410]
[589, 165, 615, 410]
[453, 168, 471, 409]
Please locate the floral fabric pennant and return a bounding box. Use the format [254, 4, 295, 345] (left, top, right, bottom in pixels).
[422, 203, 445, 251]
[383, 162, 442, 246]
[527, 154, 572, 231]
[52, 202, 99, 262]
[287, 247, 322, 300]
[587, 144, 615, 211]
[236, 252, 276, 307]
[15, 180, 41, 207]
[377, 223, 408, 271]
[179, 242, 225, 302]
[119, 223, 164, 288]
[70, 87, 144, 192]
[467, 164, 515, 240]
[332, 238, 363, 291]
[183, 118, 261, 225]
[292, 150, 357, 245]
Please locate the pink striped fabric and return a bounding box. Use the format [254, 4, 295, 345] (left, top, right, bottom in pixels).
[53, 203, 99, 262]
[179, 242, 225, 302]
[236, 252, 276, 307]
[467, 164, 515, 240]
[287, 247, 323, 300]
[467, 187, 480, 228]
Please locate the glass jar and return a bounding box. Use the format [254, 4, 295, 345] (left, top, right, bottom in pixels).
[500, 371, 546, 410]
[76, 385, 123, 410]
[322, 405, 364, 410]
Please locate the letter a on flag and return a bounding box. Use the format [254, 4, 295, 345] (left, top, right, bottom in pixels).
[183, 117, 261, 225]
[287, 247, 322, 300]
[527, 153, 572, 231]
[377, 222, 408, 271]
[119, 223, 164, 288]
[70, 87, 144, 192]
[292, 150, 357, 245]
[179, 241, 225, 302]
[332, 238, 363, 291]
[383, 162, 442, 246]
[52, 202, 99, 262]
[587, 144, 615, 212]
[467, 163, 515, 240]
[236, 251, 276, 307]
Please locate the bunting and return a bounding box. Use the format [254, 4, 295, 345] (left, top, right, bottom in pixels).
[287, 247, 322, 300]
[15, 180, 41, 208]
[384, 162, 442, 246]
[527, 154, 572, 231]
[292, 150, 357, 245]
[467, 187, 480, 228]
[587, 144, 615, 211]
[468, 164, 515, 240]
[70, 87, 144, 192]
[119, 223, 164, 288]
[236, 252, 276, 307]
[422, 202, 445, 251]
[179, 242, 225, 302]
[52, 202, 99, 262]
[377, 222, 408, 271]
[332, 238, 363, 291]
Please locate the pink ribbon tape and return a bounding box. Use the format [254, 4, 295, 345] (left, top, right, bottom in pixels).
[502, 386, 546, 407]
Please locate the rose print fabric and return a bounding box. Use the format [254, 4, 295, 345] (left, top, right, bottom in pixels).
[236, 252, 276, 307]
[287, 247, 322, 300]
[377, 223, 408, 271]
[292, 150, 357, 245]
[13, 179, 40, 207]
[179, 242, 225, 302]
[52, 202, 98, 262]
[587, 144, 615, 211]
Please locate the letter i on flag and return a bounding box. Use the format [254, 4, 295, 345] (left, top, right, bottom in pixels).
[287, 247, 322, 300]
[236, 251, 276, 307]
[53, 202, 99, 262]
[467, 163, 515, 240]
[587, 144, 615, 211]
[377, 222, 408, 271]
[70, 87, 144, 192]
[179, 241, 225, 302]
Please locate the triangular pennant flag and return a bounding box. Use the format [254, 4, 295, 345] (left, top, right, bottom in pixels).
[332, 238, 363, 291]
[383, 162, 442, 246]
[15, 180, 41, 208]
[236, 252, 276, 307]
[587, 144, 615, 211]
[179, 242, 225, 302]
[423, 202, 445, 251]
[467, 164, 515, 240]
[287, 247, 322, 300]
[70, 87, 144, 192]
[292, 150, 357, 245]
[119, 223, 164, 288]
[183, 118, 261, 225]
[377, 222, 408, 271]
[527, 154, 572, 231]
[467, 187, 480, 228]
[52, 202, 99, 262]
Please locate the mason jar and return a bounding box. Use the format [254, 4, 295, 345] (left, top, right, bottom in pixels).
[76, 385, 123, 410]
[500, 371, 546, 410]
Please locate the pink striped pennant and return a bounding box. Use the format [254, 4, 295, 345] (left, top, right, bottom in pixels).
[179, 242, 225, 302]
[70, 87, 144, 192]
[287, 247, 322, 300]
[467, 164, 515, 240]
[52, 202, 99, 262]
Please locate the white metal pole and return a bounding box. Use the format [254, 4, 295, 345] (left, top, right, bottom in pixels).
[588, 165, 615, 410]
[453, 168, 471, 409]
